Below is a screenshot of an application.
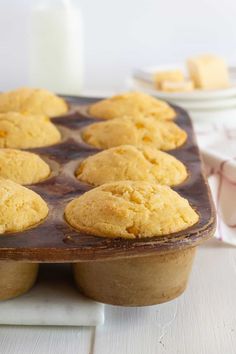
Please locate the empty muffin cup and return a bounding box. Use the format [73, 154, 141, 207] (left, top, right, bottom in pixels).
[0, 262, 39, 301]
[73, 247, 196, 306]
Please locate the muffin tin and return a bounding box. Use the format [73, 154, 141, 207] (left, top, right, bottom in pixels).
[0, 95, 216, 306]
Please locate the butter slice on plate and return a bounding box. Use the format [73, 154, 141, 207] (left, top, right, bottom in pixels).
[187, 54, 230, 90]
[160, 80, 194, 92]
[154, 69, 184, 89]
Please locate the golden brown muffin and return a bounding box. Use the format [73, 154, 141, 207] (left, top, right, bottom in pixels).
[76, 145, 187, 186]
[0, 178, 48, 234]
[65, 181, 199, 239]
[0, 87, 68, 117]
[0, 149, 50, 185]
[0, 112, 61, 148]
[88, 92, 176, 120]
[82, 116, 187, 151]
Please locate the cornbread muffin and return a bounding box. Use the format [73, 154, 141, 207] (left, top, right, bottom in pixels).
[0, 112, 61, 148]
[0, 149, 50, 185]
[82, 116, 187, 151]
[65, 181, 199, 239]
[0, 178, 48, 234]
[0, 87, 68, 117]
[88, 92, 176, 120]
[76, 145, 187, 186]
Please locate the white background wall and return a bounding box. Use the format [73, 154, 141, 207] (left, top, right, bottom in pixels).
[0, 0, 236, 91]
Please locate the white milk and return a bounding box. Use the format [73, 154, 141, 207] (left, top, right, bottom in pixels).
[29, 0, 83, 95]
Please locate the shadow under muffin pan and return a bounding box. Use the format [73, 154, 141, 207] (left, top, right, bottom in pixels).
[0, 95, 216, 306]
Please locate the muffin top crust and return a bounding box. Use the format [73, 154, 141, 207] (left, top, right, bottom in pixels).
[0, 149, 50, 185]
[0, 87, 68, 117]
[88, 92, 176, 121]
[76, 145, 187, 187]
[65, 181, 199, 239]
[0, 112, 61, 149]
[82, 115, 187, 151]
[0, 178, 48, 234]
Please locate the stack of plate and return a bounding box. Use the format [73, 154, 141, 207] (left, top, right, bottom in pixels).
[127, 64, 236, 122]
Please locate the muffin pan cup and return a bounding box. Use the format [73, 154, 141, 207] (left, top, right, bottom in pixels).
[0, 96, 216, 305]
[73, 247, 196, 306]
[0, 262, 38, 301]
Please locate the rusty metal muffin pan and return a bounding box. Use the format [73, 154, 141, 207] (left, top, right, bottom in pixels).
[0, 95, 216, 262]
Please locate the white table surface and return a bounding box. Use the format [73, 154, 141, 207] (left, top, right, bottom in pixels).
[1, 238, 236, 354]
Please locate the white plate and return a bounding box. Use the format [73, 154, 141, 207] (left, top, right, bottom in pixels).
[131, 63, 236, 101]
[127, 77, 236, 111]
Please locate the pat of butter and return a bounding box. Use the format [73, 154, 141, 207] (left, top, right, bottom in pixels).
[187, 54, 230, 90]
[160, 80, 194, 92]
[154, 69, 184, 89]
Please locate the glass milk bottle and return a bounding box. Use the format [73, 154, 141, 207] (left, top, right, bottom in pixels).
[29, 0, 83, 95]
